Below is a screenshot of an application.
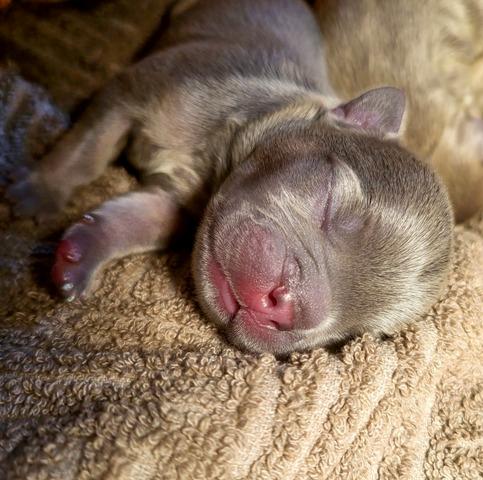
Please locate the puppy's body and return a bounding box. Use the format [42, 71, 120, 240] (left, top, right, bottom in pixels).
[316, 0, 483, 221]
[6, 0, 453, 355]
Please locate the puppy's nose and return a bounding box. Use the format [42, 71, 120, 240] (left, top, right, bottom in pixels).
[242, 285, 294, 330]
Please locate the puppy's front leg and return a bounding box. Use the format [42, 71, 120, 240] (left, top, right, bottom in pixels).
[6, 85, 132, 220]
[52, 186, 183, 300]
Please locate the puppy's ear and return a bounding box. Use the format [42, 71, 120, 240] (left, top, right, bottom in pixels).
[331, 87, 405, 135]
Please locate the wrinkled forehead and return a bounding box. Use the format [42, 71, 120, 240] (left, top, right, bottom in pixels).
[213, 159, 334, 236]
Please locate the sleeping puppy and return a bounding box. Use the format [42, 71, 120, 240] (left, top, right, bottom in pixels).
[6, 0, 453, 355]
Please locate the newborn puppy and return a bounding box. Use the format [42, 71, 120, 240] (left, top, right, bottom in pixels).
[6, 0, 453, 355]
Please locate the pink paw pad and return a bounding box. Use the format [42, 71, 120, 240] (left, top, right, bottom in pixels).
[51, 213, 103, 300]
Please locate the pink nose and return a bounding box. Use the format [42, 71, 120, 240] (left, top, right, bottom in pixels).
[243, 285, 295, 330]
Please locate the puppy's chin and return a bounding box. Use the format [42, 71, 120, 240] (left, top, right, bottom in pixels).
[225, 313, 305, 356]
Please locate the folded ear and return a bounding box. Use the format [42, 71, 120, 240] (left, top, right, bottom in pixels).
[331, 87, 405, 135]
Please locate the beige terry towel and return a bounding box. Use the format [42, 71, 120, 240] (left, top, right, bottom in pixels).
[0, 1, 482, 479]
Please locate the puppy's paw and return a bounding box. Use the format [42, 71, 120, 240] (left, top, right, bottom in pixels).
[51, 213, 107, 300]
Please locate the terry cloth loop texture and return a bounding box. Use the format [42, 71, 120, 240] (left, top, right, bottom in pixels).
[0, 1, 482, 479]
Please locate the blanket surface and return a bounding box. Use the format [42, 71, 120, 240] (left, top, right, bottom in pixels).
[0, 2, 482, 479]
